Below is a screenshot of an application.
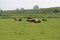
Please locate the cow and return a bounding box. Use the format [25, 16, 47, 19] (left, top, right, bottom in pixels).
[14, 18, 22, 21]
[42, 19, 47, 21]
[18, 18, 22, 21]
[26, 19, 35, 22]
[14, 18, 17, 21]
[27, 17, 32, 19]
[27, 18, 41, 23]
[34, 19, 41, 23]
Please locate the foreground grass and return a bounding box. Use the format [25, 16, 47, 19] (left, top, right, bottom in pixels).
[0, 18, 60, 40]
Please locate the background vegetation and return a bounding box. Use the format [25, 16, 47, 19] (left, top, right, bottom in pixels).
[0, 7, 60, 19]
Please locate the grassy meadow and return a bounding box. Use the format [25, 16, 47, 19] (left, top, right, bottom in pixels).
[0, 18, 60, 40]
[0, 7, 60, 40]
[1, 13, 60, 19]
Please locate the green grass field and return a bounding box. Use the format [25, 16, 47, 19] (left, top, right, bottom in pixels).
[1, 14, 60, 19]
[0, 18, 60, 40]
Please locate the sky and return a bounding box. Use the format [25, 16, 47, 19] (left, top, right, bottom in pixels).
[0, 0, 60, 10]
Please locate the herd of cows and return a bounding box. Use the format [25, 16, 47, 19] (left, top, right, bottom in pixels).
[14, 17, 47, 23]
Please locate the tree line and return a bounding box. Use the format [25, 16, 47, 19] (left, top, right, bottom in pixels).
[0, 5, 60, 16]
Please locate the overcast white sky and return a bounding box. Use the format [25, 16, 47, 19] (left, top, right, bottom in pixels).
[0, 0, 60, 10]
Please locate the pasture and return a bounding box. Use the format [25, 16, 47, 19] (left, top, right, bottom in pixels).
[0, 18, 60, 40]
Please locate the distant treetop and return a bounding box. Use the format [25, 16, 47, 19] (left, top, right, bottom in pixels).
[33, 5, 39, 9]
[20, 8, 24, 10]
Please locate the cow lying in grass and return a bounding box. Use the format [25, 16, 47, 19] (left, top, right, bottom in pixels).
[14, 18, 17, 21]
[27, 17, 32, 19]
[14, 18, 22, 21]
[26, 19, 35, 22]
[34, 19, 41, 23]
[18, 18, 22, 21]
[27, 18, 41, 23]
[42, 19, 47, 21]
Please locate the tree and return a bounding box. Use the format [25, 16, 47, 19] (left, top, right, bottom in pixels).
[16, 8, 20, 11]
[21, 8, 24, 10]
[15, 8, 20, 14]
[33, 5, 39, 9]
[53, 9, 59, 13]
[0, 8, 3, 16]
